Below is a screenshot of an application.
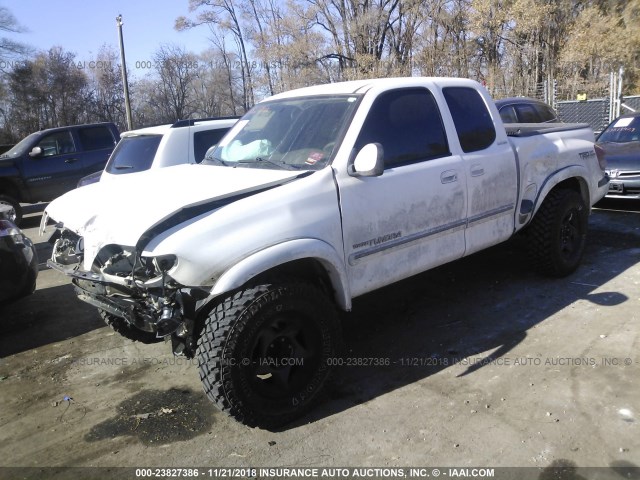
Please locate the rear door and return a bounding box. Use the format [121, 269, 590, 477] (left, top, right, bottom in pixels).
[442, 87, 517, 255]
[75, 125, 118, 176]
[336, 87, 467, 297]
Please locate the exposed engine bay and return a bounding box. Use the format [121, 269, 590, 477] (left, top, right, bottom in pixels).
[48, 227, 204, 357]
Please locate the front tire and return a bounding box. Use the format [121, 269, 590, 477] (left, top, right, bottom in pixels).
[197, 283, 341, 428]
[528, 189, 588, 277]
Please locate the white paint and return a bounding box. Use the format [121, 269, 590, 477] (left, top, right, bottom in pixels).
[44, 77, 608, 312]
[613, 117, 634, 128]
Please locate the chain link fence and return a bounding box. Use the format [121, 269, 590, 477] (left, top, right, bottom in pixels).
[557, 95, 640, 134]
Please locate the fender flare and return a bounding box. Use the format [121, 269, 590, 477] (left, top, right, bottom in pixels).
[209, 238, 352, 311]
[531, 165, 591, 219]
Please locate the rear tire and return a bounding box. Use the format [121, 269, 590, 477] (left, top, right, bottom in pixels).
[0, 194, 22, 226]
[98, 309, 161, 344]
[528, 189, 588, 277]
[197, 283, 341, 428]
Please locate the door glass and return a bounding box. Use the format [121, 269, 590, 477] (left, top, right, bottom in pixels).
[535, 104, 558, 122]
[78, 126, 115, 150]
[354, 88, 449, 168]
[443, 87, 496, 152]
[37, 131, 76, 157]
[514, 104, 539, 123]
[499, 106, 518, 123]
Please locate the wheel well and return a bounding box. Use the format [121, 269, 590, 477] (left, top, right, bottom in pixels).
[189, 257, 340, 358]
[551, 177, 589, 209]
[252, 258, 335, 297]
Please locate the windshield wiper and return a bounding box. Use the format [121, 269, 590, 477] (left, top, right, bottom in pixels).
[238, 157, 299, 170]
[203, 156, 230, 166]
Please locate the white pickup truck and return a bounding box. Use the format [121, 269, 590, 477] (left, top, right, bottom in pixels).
[43, 77, 609, 428]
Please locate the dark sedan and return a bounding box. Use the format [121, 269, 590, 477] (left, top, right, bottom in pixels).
[495, 97, 559, 124]
[597, 112, 640, 198]
[0, 205, 38, 303]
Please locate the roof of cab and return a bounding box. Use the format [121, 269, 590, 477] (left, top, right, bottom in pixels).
[266, 77, 480, 101]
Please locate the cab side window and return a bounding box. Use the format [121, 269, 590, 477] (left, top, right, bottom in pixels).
[355, 88, 450, 169]
[514, 104, 539, 123]
[499, 106, 518, 123]
[535, 104, 557, 122]
[443, 87, 496, 152]
[37, 131, 76, 157]
[194, 128, 229, 163]
[77, 126, 115, 151]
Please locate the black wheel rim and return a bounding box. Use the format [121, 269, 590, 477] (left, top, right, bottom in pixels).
[560, 208, 582, 259]
[247, 313, 322, 399]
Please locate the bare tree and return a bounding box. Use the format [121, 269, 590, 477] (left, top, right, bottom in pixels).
[0, 6, 31, 61]
[177, 0, 256, 110]
[7, 47, 91, 136]
[149, 44, 201, 121]
[88, 45, 126, 128]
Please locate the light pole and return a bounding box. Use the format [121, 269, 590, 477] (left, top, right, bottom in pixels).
[116, 14, 133, 130]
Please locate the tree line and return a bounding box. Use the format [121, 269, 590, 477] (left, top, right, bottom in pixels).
[1, 0, 638, 144]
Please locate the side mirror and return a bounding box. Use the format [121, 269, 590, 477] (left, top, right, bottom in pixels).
[28, 146, 42, 157]
[202, 145, 217, 162]
[348, 143, 384, 177]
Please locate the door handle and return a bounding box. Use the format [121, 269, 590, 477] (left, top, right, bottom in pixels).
[64, 158, 78, 163]
[440, 170, 458, 184]
[470, 164, 485, 177]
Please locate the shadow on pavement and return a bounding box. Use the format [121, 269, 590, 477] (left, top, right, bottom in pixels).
[286, 207, 640, 430]
[0, 283, 104, 358]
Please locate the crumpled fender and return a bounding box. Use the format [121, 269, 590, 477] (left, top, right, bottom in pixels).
[208, 238, 351, 311]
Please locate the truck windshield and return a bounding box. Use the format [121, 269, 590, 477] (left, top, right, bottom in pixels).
[1, 132, 40, 158]
[203, 95, 360, 170]
[598, 116, 640, 143]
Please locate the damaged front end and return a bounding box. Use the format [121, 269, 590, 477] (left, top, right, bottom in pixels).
[46, 224, 205, 357]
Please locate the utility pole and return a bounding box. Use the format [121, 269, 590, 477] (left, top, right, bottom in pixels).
[116, 14, 133, 130]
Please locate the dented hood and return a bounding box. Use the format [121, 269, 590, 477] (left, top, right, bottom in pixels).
[44, 164, 303, 267]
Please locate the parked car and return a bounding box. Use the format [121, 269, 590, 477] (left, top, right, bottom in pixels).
[0, 204, 37, 303]
[0, 122, 120, 225]
[77, 117, 238, 187]
[495, 97, 559, 124]
[596, 112, 640, 198]
[44, 77, 607, 428]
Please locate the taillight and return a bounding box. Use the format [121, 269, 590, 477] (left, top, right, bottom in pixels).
[594, 144, 607, 171]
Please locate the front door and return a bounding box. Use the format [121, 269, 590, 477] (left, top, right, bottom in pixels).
[23, 130, 82, 201]
[336, 87, 468, 298]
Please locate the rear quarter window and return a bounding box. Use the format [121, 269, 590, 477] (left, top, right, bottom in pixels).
[534, 104, 558, 122]
[443, 87, 496, 152]
[514, 104, 539, 123]
[78, 126, 116, 151]
[499, 106, 518, 123]
[193, 128, 230, 163]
